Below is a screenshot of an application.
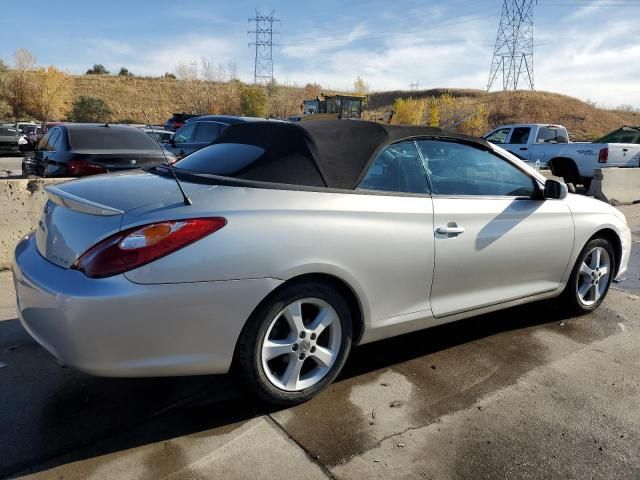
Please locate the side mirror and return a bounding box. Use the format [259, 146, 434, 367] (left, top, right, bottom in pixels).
[543, 179, 568, 200]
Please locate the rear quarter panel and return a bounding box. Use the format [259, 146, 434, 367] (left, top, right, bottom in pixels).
[123, 186, 436, 325]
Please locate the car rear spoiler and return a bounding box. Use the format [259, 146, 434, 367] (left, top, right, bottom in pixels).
[45, 184, 124, 216]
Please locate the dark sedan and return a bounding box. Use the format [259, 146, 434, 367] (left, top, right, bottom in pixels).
[23, 124, 174, 177]
[163, 116, 278, 159]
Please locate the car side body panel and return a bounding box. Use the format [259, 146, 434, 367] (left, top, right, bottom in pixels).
[124, 186, 436, 328]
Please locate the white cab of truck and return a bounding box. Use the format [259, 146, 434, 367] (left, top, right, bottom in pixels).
[483, 124, 640, 187]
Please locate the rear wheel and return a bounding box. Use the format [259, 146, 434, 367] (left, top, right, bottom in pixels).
[235, 280, 352, 405]
[556, 238, 615, 315]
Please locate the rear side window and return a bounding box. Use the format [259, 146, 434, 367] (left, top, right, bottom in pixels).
[193, 122, 221, 143]
[358, 141, 430, 194]
[508, 127, 531, 144]
[536, 127, 568, 144]
[173, 123, 197, 143]
[175, 143, 266, 175]
[68, 128, 160, 150]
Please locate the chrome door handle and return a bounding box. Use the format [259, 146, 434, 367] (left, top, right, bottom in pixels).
[437, 226, 465, 235]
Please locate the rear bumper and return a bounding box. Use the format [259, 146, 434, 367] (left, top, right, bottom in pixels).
[13, 234, 281, 377]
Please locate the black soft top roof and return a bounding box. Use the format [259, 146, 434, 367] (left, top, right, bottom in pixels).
[213, 120, 490, 189]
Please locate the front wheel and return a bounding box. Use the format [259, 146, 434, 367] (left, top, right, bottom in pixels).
[556, 238, 615, 315]
[235, 280, 352, 405]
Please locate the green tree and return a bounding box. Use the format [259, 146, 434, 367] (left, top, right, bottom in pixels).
[70, 96, 112, 122]
[118, 67, 134, 76]
[239, 84, 267, 117]
[162, 72, 176, 79]
[86, 64, 109, 75]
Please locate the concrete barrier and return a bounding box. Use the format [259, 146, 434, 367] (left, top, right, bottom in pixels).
[588, 168, 640, 205]
[0, 178, 71, 270]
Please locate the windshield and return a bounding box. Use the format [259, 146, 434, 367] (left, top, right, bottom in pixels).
[68, 128, 161, 150]
[0, 127, 18, 136]
[175, 143, 266, 175]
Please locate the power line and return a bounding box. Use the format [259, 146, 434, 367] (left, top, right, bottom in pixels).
[248, 10, 280, 84]
[487, 0, 537, 91]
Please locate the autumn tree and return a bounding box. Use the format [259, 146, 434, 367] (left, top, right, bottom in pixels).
[0, 59, 11, 119]
[175, 58, 239, 115]
[5, 49, 36, 120]
[239, 84, 267, 117]
[303, 83, 322, 99]
[353, 76, 369, 95]
[268, 81, 305, 119]
[29, 66, 71, 123]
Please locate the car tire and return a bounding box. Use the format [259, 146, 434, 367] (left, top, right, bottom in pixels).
[557, 237, 616, 316]
[235, 280, 352, 405]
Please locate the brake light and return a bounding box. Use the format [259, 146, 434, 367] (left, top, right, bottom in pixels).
[598, 147, 608, 163]
[68, 159, 108, 175]
[72, 218, 226, 278]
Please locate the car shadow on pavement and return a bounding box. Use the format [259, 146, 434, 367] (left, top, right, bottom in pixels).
[0, 299, 571, 478]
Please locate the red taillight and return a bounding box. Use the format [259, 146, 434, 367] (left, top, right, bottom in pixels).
[598, 147, 608, 163]
[72, 218, 226, 278]
[68, 159, 108, 176]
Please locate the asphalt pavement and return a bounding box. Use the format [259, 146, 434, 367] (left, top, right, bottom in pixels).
[0, 205, 638, 480]
[0, 156, 22, 178]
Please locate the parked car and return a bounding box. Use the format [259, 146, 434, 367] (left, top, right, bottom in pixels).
[0, 126, 20, 155]
[13, 120, 631, 405]
[18, 124, 45, 151]
[164, 113, 200, 132]
[483, 124, 640, 187]
[163, 116, 262, 159]
[22, 123, 175, 177]
[594, 126, 640, 144]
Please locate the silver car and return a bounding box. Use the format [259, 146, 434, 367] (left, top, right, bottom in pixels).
[13, 120, 631, 405]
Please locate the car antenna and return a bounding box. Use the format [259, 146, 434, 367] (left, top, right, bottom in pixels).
[142, 108, 192, 206]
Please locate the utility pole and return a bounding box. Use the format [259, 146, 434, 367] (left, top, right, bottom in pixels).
[409, 81, 420, 90]
[248, 10, 280, 85]
[487, 0, 536, 91]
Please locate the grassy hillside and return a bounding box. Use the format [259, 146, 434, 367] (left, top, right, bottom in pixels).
[367, 89, 639, 141]
[70, 75, 188, 124]
[65, 76, 638, 141]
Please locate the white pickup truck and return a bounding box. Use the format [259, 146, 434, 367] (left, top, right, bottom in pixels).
[483, 124, 640, 187]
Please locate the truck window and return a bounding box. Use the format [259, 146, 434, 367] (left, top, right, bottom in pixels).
[508, 127, 531, 144]
[536, 127, 568, 144]
[485, 128, 511, 145]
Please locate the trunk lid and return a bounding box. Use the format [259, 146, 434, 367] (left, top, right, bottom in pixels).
[36, 170, 213, 269]
[71, 150, 167, 170]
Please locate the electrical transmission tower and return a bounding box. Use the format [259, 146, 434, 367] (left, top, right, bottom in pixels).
[487, 0, 536, 91]
[248, 10, 280, 84]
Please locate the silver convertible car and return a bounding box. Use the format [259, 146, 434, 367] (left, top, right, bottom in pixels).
[13, 120, 631, 404]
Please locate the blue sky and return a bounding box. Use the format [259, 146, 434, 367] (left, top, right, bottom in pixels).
[1, 0, 639, 107]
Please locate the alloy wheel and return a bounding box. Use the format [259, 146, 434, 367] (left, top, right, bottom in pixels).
[576, 246, 611, 307]
[260, 298, 342, 392]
